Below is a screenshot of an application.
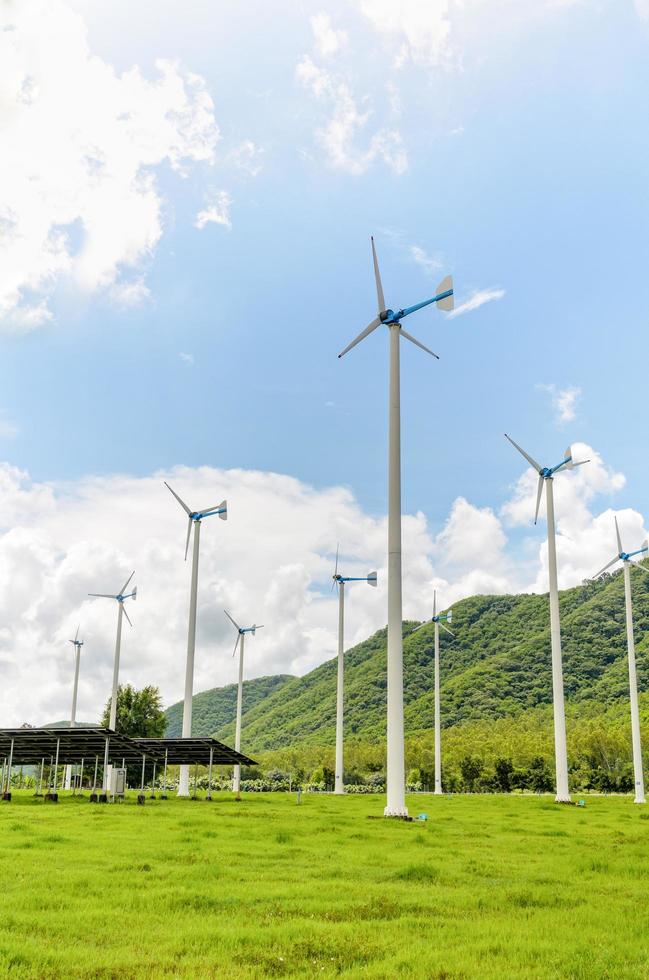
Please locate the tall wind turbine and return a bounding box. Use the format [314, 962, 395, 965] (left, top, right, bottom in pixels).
[505, 435, 589, 802]
[412, 591, 453, 795]
[594, 517, 649, 804]
[224, 610, 263, 798]
[166, 482, 227, 797]
[332, 547, 377, 795]
[64, 625, 84, 790]
[88, 572, 136, 794]
[339, 237, 453, 817]
[88, 572, 137, 731]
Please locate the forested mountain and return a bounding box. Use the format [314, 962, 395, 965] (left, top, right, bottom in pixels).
[167, 566, 649, 756]
[164, 673, 295, 737]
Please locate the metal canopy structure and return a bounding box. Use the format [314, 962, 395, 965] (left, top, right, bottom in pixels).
[0, 729, 255, 767]
[0, 727, 161, 765]
[135, 737, 256, 767]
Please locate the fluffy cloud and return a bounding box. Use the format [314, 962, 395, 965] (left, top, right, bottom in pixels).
[448, 287, 505, 318]
[358, 0, 453, 68]
[195, 190, 233, 230]
[311, 12, 348, 58]
[296, 56, 408, 176]
[538, 384, 582, 426]
[0, 443, 640, 727]
[0, 0, 220, 330]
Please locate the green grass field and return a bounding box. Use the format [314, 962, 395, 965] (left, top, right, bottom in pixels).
[0, 791, 647, 978]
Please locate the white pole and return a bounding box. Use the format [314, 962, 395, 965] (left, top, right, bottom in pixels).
[105, 603, 124, 792]
[233, 632, 244, 797]
[334, 581, 345, 795]
[179, 520, 201, 797]
[434, 621, 442, 795]
[385, 324, 407, 817]
[623, 563, 645, 804]
[545, 478, 571, 803]
[65, 643, 82, 790]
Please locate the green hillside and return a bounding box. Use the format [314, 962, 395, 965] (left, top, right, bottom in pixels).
[201, 566, 649, 753]
[164, 673, 295, 737]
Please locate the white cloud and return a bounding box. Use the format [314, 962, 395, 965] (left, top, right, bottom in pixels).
[447, 287, 505, 318]
[358, 0, 453, 68]
[538, 383, 582, 426]
[635, 0, 649, 19]
[0, 443, 641, 726]
[228, 140, 264, 178]
[195, 190, 232, 230]
[409, 245, 442, 276]
[311, 12, 348, 58]
[109, 277, 151, 309]
[0, 0, 220, 331]
[296, 56, 408, 175]
[179, 352, 194, 366]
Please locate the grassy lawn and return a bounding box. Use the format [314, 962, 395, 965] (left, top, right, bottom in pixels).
[0, 791, 647, 978]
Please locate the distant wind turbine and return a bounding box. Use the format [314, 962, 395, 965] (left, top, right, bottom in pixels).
[339, 237, 453, 818]
[412, 591, 453, 795]
[224, 610, 263, 798]
[332, 546, 377, 795]
[165, 482, 227, 797]
[88, 571, 136, 794]
[64, 625, 84, 790]
[594, 517, 649, 804]
[505, 435, 589, 803]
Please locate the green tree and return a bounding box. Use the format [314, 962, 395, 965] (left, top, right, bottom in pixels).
[460, 755, 483, 791]
[101, 684, 166, 738]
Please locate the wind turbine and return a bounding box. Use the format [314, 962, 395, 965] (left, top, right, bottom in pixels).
[88, 571, 136, 795]
[339, 237, 453, 817]
[332, 546, 377, 795]
[593, 517, 649, 804]
[224, 610, 263, 798]
[412, 591, 453, 795]
[64, 625, 84, 790]
[165, 481, 227, 797]
[505, 435, 589, 802]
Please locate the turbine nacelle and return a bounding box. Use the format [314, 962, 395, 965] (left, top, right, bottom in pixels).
[505, 434, 590, 525]
[165, 482, 227, 560]
[88, 571, 137, 626]
[224, 610, 264, 655]
[593, 517, 649, 579]
[338, 237, 453, 359]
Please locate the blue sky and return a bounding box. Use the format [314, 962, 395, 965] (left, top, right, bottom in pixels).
[1, 0, 649, 723]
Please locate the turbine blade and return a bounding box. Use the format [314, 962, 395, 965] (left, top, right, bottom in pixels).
[534, 474, 544, 525]
[630, 560, 649, 575]
[74, 624, 80, 642]
[184, 516, 193, 561]
[411, 622, 427, 633]
[371, 237, 385, 313]
[338, 317, 381, 359]
[433, 590, 437, 618]
[88, 593, 117, 599]
[440, 622, 455, 638]
[122, 605, 133, 628]
[164, 481, 192, 516]
[615, 516, 623, 556]
[231, 634, 241, 658]
[399, 328, 439, 359]
[594, 554, 620, 578]
[504, 434, 542, 473]
[224, 609, 241, 632]
[334, 543, 339, 579]
[119, 570, 135, 596]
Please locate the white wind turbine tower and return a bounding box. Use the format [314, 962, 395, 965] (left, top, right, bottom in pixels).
[332, 546, 377, 795]
[64, 625, 84, 790]
[412, 591, 453, 795]
[505, 435, 589, 803]
[339, 237, 454, 817]
[166, 482, 227, 797]
[88, 572, 136, 792]
[224, 610, 263, 798]
[593, 516, 649, 804]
